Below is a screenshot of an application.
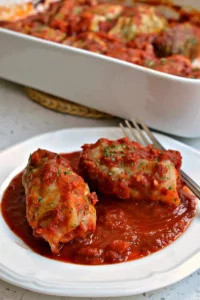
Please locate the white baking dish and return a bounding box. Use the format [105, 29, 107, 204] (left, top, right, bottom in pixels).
[0, 0, 200, 138]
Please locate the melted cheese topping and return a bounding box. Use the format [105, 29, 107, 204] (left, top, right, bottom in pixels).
[0, 2, 35, 21]
[109, 7, 167, 42]
[0, 0, 56, 21]
[90, 4, 123, 32]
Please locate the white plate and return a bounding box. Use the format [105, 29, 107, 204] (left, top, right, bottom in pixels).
[0, 127, 200, 297]
[1, 0, 200, 138]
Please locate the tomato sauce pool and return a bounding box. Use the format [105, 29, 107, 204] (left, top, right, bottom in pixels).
[1, 152, 197, 265]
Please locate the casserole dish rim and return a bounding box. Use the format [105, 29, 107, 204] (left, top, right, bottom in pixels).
[1, 26, 200, 84]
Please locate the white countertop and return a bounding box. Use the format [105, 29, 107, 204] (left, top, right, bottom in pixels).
[0, 78, 200, 300]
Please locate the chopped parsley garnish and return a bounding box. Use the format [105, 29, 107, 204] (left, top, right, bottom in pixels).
[169, 186, 173, 190]
[71, 223, 77, 229]
[73, 6, 82, 15]
[174, 198, 177, 203]
[104, 147, 110, 157]
[64, 170, 71, 175]
[38, 196, 42, 203]
[161, 176, 170, 180]
[108, 172, 113, 176]
[145, 59, 155, 68]
[160, 58, 167, 65]
[189, 37, 198, 45]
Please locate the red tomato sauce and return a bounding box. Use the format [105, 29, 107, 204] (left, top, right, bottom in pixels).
[1, 151, 197, 265]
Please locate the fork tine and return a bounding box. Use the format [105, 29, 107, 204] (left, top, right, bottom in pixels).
[119, 123, 129, 138]
[124, 120, 141, 143]
[138, 119, 165, 150]
[131, 119, 149, 146]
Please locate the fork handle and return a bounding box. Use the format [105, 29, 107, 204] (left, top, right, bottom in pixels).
[181, 170, 200, 199]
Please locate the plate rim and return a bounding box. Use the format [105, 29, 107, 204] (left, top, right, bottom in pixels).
[1, 126, 200, 157]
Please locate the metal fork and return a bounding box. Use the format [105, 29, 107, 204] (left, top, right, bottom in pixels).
[120, 119, 200, 199]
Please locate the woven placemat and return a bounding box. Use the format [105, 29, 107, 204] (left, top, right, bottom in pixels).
[24, 87, 113, 119]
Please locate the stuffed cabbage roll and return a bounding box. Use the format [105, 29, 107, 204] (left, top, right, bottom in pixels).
[22, 149, 97, 254]
[153, 23, 200, 59]
[79, 138, 182, 205]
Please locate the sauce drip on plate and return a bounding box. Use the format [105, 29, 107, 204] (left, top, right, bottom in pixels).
[1, 151, 197, 265]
